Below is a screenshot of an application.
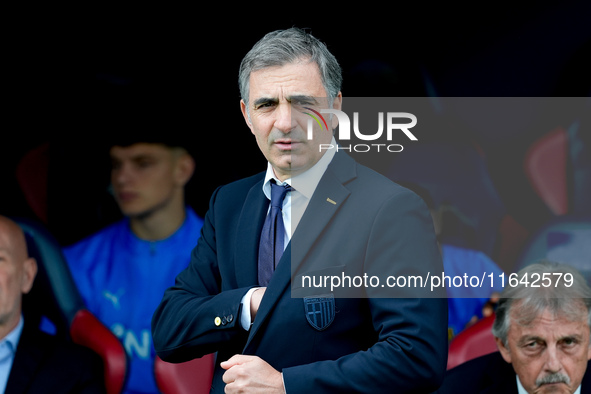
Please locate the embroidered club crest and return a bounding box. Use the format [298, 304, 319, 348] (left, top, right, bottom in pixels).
[303, 294, 335, 331]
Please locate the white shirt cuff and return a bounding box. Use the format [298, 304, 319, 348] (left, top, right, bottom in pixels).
[240, 287, 259, 330]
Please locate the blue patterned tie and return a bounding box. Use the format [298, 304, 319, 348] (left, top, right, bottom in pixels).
[258, 181, 292, 286]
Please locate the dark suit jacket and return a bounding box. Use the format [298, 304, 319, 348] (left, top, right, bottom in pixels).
[435, 351, 591, 394]
[152, 151, 448, 393]
[5, 323, 105, 394]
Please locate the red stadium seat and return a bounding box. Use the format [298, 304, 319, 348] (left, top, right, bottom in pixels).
[523, 127, 569, 215]
[70, 310, 129, 394]
[447, 314, 498, 370]
[154, 354, 215, 394]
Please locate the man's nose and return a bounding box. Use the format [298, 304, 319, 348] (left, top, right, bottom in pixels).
[112, 163, 132, 184]
[274, 103, 294, 133]
[543, 346, 563, 374]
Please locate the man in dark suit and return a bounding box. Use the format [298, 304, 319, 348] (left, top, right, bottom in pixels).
[436, 261, 591, 394]
[152, 27, 448, 393]
[0, 215, 105, 393]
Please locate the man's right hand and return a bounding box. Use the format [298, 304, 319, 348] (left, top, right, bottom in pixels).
[250, 287, 266, 320]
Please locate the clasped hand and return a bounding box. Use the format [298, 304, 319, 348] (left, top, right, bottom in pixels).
[221, 355, 284, 393]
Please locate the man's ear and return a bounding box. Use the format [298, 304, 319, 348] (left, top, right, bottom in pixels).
[174, 152, 196, 187]
[495, 336, 512, 364]
[240, 100, 254, 132]
[21, 257, 37, 295]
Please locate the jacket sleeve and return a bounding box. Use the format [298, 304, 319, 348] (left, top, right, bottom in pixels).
[151, 186, 252, 362]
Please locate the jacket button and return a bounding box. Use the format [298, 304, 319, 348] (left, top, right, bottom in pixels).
[214, 317, 221, 326]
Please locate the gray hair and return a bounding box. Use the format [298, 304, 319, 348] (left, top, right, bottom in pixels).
[238, 27, 342, 109]
[492, 260, 591, 346]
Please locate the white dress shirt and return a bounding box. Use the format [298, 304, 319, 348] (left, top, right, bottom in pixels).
[0, 316, 24, 393]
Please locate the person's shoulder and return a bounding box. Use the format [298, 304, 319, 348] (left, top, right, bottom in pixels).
[331, 151, 413, 196]
[222, 172, 266, 189]
[322, 153, 427, 220]
[437, 352, 512, 394]
[43, 330, 102, 364]
[64, 219, 127, 251]
[212, 172, 265, 200]
[19, 326, 104, 385]
[354, 160, 428, 208]
[62, 219, 129, 270]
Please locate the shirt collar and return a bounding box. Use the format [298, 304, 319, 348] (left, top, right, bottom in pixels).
[2, 315, 24, 355]
[262, 136, 337, 200]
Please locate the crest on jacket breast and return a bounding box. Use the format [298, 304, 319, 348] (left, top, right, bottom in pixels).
[303, 294, 335, 331]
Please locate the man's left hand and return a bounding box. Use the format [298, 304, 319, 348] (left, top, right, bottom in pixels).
[221, 354, 284, 393]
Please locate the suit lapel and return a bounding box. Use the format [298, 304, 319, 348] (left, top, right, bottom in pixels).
[244, 152, 356, 349]
[234, 179, 268, 288]
[290, 151, 356, 277]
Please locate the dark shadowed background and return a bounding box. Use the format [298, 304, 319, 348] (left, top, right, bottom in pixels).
[3, 2, 590, 273]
